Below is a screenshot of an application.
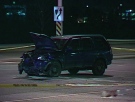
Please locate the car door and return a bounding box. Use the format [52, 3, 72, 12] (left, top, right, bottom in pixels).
[64, 38, 82, 68]
[80, 37, 95, 67]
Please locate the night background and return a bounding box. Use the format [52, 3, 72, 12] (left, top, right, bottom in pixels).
[0, 0, 135, 44]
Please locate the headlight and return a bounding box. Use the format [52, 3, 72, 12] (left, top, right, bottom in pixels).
[37, 55, 46, 60]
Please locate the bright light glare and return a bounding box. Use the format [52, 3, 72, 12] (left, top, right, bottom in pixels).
[120, 4, 122, 6]
[126, 9, 133, 13]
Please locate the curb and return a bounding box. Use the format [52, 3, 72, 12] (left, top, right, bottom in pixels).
[113, 55, 135, 59]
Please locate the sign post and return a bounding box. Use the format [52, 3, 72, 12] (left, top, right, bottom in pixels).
[54, 0, 63, 36]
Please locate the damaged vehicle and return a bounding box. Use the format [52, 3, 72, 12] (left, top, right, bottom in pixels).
[18, 33, 113, 77]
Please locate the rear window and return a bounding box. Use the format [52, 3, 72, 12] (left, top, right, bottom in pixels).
[92, 37, 110, 51]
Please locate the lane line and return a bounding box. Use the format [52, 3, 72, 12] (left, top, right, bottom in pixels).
[0, 83, 135, 88]
[0, 45, 34, 51]
[0, 61, 20, 64]
[65, 83, 135, 87]
[0, 83, 68, 88]
[112, 47, 135, 52]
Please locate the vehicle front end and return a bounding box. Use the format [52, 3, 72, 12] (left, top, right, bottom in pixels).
[18, 33, 64, 76]
[18, 50, 51, 76]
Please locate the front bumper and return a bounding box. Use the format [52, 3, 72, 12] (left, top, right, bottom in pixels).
[18, 59, 48, 75]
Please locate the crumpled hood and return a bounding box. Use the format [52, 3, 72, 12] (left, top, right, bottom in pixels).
[30, 32, 58, 50]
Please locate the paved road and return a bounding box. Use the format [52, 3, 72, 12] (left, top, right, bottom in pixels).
[0, 43, 135, 102]
[0, 59, 135, 102]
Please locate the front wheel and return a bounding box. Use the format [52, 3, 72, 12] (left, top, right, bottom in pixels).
[47, 61, 61, 77]
[92, 60, 106, 76]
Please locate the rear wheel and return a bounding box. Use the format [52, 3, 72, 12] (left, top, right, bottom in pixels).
[92, 60, 106, 76]
[68, 69, 79, 75]
[47, 61, 61, 77]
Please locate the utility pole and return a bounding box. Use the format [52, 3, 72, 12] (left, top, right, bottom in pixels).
[58, 0, 62, 7]
[54, 0, 63, 36]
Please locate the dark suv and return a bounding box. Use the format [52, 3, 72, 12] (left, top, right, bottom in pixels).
[18, 33, 113, 77]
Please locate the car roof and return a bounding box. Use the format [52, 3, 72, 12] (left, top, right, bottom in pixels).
[51, 34, 104, 39]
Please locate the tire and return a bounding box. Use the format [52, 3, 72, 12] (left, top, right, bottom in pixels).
[92, 60, 106, 76]
[68, 69, 79, 75]
[47, 61, 61, 77]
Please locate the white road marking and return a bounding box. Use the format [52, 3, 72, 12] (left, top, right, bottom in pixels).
[65, 83, 135, 87]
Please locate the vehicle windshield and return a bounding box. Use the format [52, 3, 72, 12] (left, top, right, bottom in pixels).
[52, 38, 68, 50]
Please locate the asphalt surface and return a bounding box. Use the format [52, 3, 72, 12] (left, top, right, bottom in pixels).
[0, 41, 135, 102]
[0, 59, 135, 102]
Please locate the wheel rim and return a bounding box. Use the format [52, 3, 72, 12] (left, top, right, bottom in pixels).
[48, 62, 61, 77]
[93, 60, 105, 76]
[51, 66, 59, 75]
[97, 62, 104, 72]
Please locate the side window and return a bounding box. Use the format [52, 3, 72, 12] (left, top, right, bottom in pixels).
[93, 37, 110, 51]
[67, 38, 80, 50]
[81, 38, 93, 50]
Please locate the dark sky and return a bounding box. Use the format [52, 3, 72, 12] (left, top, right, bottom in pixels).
[63, 0, 135, 12]
[1, 0, 135, 12]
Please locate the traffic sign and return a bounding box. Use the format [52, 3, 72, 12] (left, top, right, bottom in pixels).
[54, 6, 64, 21]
